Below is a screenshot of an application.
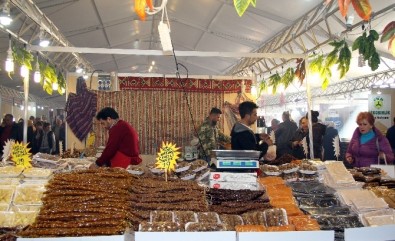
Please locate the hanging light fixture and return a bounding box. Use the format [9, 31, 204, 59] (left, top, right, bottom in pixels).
[39, 29, 50, 47]
[5, 34, 14, 73]
[34, 53, 41, 83]
[20, 44, 29, 78]
[20, 64, 28, 78]
[52, 82, 58, 91]
[76, 65, 83, 73]
[0, 0, 12, 26]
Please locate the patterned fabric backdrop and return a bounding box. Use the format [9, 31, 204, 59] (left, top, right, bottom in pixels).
[119, 76, 251, 93]
[93, 90, 224, 155]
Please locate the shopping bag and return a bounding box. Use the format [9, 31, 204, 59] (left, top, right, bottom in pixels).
[264, 145, 277, 161]
[371, 156, 395, 178]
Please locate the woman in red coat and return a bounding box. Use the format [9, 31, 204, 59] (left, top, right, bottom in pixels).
[92, 107, 142, 168]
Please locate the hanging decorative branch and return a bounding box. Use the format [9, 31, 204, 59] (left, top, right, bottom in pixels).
[281, 68, 295, 89]
[338, 0, 351, 17]
[12, 43, 33, 71]
[9, 43, 65, 96]
[328, 0, 372, 21]
[234, 0, 256, 17]
[351, 0, 372, 21]
[380, 21, 395, 57]
[331, 39, 351, 79]
[134, 0, 155, 20]
[268, 72, 281, 94]
[57, 71, 66, 95]
[294, 58, 306, 85]
[352, 30, 380, 71]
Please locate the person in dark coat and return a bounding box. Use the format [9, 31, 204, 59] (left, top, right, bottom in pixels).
[0, 114, 23, 156]
[306, 110, 326, 160]
[386, 117, 395, 154]
[27, 120, 35, 152]
[32, 121, 44, 154]
[275, 111, 298, 158]
[231, 101, 273, 159]
[290, 117, 309, 159]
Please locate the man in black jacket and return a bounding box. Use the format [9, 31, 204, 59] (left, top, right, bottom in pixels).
[0, 114, 23, 156]
[231, 101, 272, 158]
[275, 111, 298, 158]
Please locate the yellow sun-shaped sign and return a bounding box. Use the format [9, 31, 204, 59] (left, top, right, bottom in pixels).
[156, 142, 181, 173]
[11, 142, 32, 168]
[86, 131, 96, 147]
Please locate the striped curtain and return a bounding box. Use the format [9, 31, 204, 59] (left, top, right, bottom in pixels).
[94, 90, 224, 155]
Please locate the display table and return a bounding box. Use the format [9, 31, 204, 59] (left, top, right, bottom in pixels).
[237, 230, 334, 241]
[344, 224, 395, 241]
[18, 233, 131, 241]
[17, 231, 336, 241]
[134, 231, 236, 241]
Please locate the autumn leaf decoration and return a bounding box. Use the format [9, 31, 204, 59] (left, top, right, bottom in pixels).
[338, 0, 351, 18]
[328, 0, 372, 21]
[294, 58, 306, 85]
[381, 21, 395, 57]
[351, 0, 372, 21]
[234, 0, 256, 17]
[134, 0, 154, 21]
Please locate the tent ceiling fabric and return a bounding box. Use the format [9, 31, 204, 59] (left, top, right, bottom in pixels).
[0, 0, 394, 102]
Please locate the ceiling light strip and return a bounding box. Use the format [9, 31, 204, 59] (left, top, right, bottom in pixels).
[28, 45, 306, 59]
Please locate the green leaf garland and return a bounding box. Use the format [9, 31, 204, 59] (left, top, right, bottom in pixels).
[352, 30, 381, 71]
[234, 0, 255, 17]
[9, 44, 65, 96]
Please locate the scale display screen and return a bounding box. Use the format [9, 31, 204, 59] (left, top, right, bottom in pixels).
[218, 160, 258, 168]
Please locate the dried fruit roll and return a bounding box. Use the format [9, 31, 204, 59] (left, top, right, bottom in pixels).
[19, 226, 126, 237]
[31, 220, 125, 229]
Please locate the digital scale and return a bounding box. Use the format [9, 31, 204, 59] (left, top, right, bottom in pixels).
[210, 150, 260, 170]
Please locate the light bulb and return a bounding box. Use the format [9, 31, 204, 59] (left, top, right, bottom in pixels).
[251, 85, 257, 97]
[76, 66, 83, 73]
[52, 82, 58, 91]
[39, 39, 50, 47]
[34, 71, 41, 83]
[20, 65, 29, 78]
[5, 58, 13, 72]
[39, 29, 50, 47]
[0, 2, 12, 26]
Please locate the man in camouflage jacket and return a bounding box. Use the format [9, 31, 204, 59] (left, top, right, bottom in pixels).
[197, 108, 230, 160]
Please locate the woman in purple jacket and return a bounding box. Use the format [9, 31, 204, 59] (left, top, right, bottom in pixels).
[346, 112, 394, 167]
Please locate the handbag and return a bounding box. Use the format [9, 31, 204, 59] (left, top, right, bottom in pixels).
[371, 138, 395, 178]
[376, 138, 387, 165]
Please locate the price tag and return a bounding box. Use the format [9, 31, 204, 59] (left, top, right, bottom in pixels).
[156, 142, 180, 174]
[11, 142, 32, 168]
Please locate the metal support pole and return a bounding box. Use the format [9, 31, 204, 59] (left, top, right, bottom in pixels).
[23, 73, 29, 143]
[305, 59, 315, 160]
